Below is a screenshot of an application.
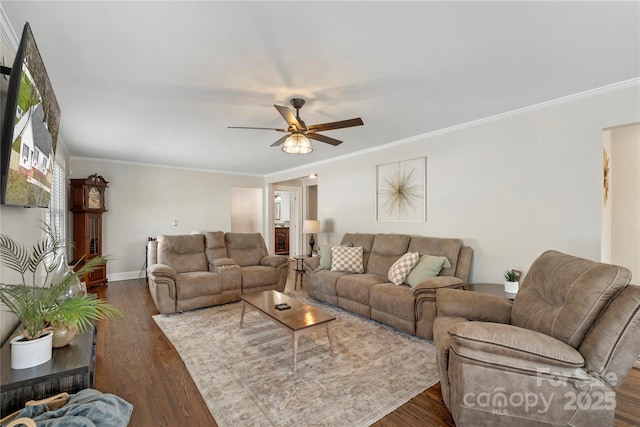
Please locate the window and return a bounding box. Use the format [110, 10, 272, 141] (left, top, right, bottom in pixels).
[21, 143, 30, 163]
[47, 160, 66, 246]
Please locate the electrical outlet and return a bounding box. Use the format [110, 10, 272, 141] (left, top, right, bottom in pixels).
[173, 219, 178, 226]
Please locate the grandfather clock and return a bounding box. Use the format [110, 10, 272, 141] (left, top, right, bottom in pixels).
[70, 174, 108, 288]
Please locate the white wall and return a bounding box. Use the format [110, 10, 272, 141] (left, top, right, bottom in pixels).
[230, 186, 263, 233]
[267, 84, 640, 284]
[68, 158, 264, 280]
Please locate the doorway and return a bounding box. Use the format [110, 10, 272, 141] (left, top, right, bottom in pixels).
[269, 176, 318, 258]
[601, 123, 639, 280]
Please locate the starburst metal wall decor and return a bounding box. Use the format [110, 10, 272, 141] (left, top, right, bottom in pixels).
[376, 157, 426, 222]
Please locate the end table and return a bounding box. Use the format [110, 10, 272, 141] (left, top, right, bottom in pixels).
[0, 327, 96, 417]
[293, 255, 311, 290]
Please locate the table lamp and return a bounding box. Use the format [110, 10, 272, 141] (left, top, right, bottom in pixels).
[302, 220, 320, 256]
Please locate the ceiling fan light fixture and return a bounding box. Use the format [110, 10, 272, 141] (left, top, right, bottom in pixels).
[282, 133, 313, 154]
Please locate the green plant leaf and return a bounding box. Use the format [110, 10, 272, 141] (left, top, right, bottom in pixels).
[0, 222, 124, 340]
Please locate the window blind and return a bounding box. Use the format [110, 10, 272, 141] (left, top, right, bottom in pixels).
[47, 161, 66, 245]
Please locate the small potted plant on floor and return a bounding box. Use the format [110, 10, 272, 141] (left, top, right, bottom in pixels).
[504, 269, 520, 294]
[0, 223, 123, 369]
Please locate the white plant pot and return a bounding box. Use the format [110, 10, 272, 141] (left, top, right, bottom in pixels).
[10, 331, 53, 369]
[504, 281, 519, 294]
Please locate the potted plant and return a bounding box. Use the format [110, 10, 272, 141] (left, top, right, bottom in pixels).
[0, 223, 123, 369]
[504, 269, 520, 294]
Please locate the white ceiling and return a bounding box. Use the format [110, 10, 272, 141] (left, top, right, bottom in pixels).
[3, 1, 639, 176]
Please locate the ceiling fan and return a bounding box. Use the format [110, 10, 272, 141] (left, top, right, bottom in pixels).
[228, 98, 364, 154]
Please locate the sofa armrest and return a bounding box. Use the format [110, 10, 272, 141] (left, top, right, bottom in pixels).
[449, 321, 585, 368]
[304, 257, 321, 272]
[436, 288, 512, 324]
[147, 263, 177, 281]
[412, 276, 464, 296]
[261, 255, 288, 268]
[147, 264, 178, 312]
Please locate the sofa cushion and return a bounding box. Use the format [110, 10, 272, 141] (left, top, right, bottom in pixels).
[340, 233, 375, 270]
[157, 234, 208, 273]
[204, 231, 228, 262]
[314, 270, 353, 297]
[405, 254, 451, 288]
[225, 233, 268, 267]
[331, 246, 364, 273]
[512, 250, 632, 348]
[366, 234, 411, 277]
[407, 236, 462, 277]
[175, 271, 222, 299]
[239, 265, 278, 289]
[388, 252, 420, 285]
[336, 273, 388, 305]
[370, 283, 416, 322]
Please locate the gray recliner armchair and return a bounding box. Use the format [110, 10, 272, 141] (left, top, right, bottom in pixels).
[433, 250, 640, 426]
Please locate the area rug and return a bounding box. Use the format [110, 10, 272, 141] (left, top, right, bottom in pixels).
[153, 293, 439, 427]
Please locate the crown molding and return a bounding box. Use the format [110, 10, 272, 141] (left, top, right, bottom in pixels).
[0, 4, 20, 53]
[69, 155, 265, 178]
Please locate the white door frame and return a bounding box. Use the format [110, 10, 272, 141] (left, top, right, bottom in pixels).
[269, 184, 302, 256]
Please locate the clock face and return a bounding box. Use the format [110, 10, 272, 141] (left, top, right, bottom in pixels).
[88, 187, 101, 209]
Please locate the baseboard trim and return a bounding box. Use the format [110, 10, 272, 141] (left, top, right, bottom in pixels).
[108, 271, 145, 282]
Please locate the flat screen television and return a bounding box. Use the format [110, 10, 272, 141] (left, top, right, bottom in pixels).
[1, 22, 60, 208]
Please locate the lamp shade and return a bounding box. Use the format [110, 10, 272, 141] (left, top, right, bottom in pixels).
[282, 133, 313, 154]
[302, 220, 320, 234]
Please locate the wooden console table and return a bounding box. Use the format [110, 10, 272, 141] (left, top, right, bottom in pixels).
[274, 227, 289, 255]
[0, 327, 96, 417]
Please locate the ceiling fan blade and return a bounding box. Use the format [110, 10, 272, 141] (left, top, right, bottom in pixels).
[270, 134, 289, 147]
[307, 118, 363, 132]
[228, 126, 287, 132]
[307, 133, 343, 146]
[274, 105, 303, 130]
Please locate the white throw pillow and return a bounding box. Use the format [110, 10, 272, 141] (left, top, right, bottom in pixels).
[330, 246, 364, 273]
[388, 252, 420, 285]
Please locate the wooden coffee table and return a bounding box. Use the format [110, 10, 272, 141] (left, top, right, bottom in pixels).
[240, 290, 335, 372]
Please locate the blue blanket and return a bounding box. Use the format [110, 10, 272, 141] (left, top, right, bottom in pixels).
[4, 389, 133, 427]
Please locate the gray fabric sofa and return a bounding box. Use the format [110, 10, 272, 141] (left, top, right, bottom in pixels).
[147, 232, 288, 314]
[433, 250, 640, 426]
[304, 233, 472, 340]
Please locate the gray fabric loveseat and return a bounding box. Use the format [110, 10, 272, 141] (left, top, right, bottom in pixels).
[147, 232, 288, 314]
[304, 233, 472, 340]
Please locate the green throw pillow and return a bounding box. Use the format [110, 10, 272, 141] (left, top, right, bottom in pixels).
[314, 244, 333, 271]
[314, 243, 355, 272]
[404, 254, 451, 288]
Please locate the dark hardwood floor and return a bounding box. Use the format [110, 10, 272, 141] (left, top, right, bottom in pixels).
[93, 266, 639, 426]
